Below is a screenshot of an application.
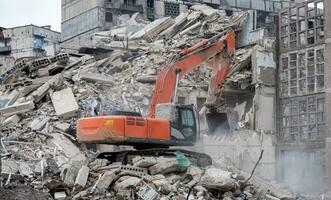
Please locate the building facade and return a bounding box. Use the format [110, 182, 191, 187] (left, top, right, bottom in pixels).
[0, 25, 61, 58]
[278, 0, 326, 192]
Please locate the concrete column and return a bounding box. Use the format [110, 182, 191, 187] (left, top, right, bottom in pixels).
[324, 0, 331, 193]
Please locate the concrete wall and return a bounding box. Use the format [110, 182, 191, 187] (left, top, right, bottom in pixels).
[62, 0, 99, 22]
[195, 130, 276, 180]
[62, 7, 101, 41]
[188, 37, 277, 181]
[154, 1, 165, 18]
[0, 56, 15, 74]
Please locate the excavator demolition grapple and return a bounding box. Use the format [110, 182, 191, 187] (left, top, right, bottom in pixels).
[77, 31, 235, 167]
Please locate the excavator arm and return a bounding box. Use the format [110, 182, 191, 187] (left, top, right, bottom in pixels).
[77, 31, 235, 150]
[147, 31, 235, 118]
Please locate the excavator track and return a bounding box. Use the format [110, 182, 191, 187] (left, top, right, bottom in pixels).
[98, 148, 212, 167]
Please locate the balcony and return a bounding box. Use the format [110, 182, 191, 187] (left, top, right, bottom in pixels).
[105, 2, 143, 13]
[120, 4, 143, 13]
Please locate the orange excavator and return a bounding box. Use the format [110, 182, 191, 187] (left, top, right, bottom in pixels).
[77, 31, 235, 166]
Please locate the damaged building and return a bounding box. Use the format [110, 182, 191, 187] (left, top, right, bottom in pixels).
[61, 0, 299, 49]
[278, 0, 326, 193]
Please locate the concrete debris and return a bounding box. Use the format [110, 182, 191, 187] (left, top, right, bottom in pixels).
[29, 115, 50, 131]
[0, 4, 297, 200]
[200, 167, 236, 191]
[79, 71, 114, 85]
[74, 166, 89, 188]
[133, 156, 157, 168]
[149, 157, 185, 175]
[55, 122, 71, 132]
[50, 133, 87, 165]
[3, 114, 20, 125]
[0, 100, 34, 116]
[51, 88, 79, 119]
[54, 191, 67, 200]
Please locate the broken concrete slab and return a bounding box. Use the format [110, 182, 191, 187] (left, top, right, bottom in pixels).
[0, 100, 34, 116]
[79, 71, 114, 85]
[50, 133, 87, 165]
[64, 166, 78, 186]
[30, 82, 50, 103]
[96, 170, 118, 191]
[51, 88, 79, 119]
[130, 17, 174, 41]
[75, 166, 89, 188]
[160, 13, 189, 39]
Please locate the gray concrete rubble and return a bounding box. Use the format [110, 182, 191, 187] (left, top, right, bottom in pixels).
[51, 88, 79, 119]
[0, 4, 299, 200]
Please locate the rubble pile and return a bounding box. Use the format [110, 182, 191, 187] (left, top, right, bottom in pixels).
[0, 4, 295, 200]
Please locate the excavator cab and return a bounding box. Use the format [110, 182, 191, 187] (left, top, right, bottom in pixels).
[171, 105, 198, 144]
[155, 103, 198, 146]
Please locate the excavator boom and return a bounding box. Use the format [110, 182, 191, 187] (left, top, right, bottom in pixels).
[148, 31, 235, 117]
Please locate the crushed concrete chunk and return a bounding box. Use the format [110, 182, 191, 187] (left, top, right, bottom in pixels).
[19, 162, 34, 177]
[3, 114, 21, 125]
[55, 122, 71, 132]
[133, 156, 157, 168]
[54, 191, 67, 200]
[51, 88, 79, 119]
[149, 157, 183, 175]
[200, 167, 236, 191]
[113, 176, 141, 192]
[29, 115, 50, 131]
[2, 160, 20, 175]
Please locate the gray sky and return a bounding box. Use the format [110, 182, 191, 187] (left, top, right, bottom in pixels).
[0, 0, 61, 32]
